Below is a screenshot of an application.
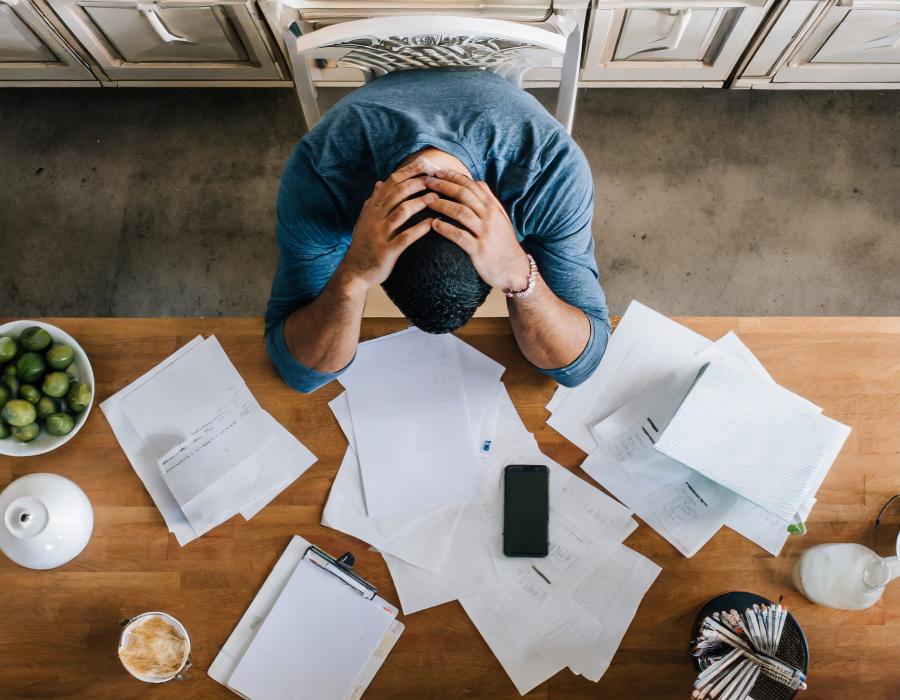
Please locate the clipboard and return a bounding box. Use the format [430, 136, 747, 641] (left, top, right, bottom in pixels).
[303, 545, 379, 600]
[209, 536, 403, 700]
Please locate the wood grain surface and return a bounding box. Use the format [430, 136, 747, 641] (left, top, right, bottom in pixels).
[0, 317, 897, 699]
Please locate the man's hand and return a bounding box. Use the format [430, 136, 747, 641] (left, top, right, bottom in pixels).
[339, 159, 438, 290]
[424, 169, 531, 292]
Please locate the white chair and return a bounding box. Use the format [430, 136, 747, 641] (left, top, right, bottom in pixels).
[278, 12, 582, 134]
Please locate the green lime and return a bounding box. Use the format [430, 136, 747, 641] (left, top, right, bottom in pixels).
[2, 399, 37, 427]
[36, 396, 58, 421]
[0, 384, 9, 407]
[45, 412, 75, 437]
[0, 336, 16, 363]
[4, 363, 16, 377]
[66, 382, 91, 413]
[19, 384, 41, 404]
[42, 371, 70, 399]
[16, 352, 46, 384]
[46, 344, 75, 370]
[0, 420, 10, 439]
[12, 423, 40, 442]
[19, 326, 52, 352]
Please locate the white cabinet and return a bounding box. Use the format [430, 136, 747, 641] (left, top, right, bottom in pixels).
[582, 0, 776, 85]
[734, 0, 900, 87]
[0, 0, 96, 82]
[47, 0, 284, 82]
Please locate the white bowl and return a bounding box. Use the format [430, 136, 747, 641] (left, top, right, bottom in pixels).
[0, 320, 95, 457]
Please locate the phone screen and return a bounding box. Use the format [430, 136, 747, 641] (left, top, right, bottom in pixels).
[503, 465, 549, 557]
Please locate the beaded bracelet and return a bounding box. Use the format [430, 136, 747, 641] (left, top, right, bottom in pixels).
[505, 254, 538, 299]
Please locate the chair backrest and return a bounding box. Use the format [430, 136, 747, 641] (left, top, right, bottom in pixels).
[280, 13, 581, 133]
[294, 15, 567, 78]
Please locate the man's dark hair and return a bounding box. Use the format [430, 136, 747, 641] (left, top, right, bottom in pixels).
[382, 205, 490, 334]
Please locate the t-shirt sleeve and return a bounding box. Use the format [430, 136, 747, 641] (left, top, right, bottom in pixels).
[264, 148, 353, 394]
[518, 143, 611, 387]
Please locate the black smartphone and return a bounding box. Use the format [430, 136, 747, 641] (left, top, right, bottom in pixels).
[503, 464, 549, 557]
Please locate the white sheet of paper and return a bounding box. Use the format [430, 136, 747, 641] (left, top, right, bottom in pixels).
[339, 328, 483, 517]
[646, 475, 738, 557]
[119, 336, 314, 535]
[100, 336, 205, 545]
[382, 497, 500, 614]
[323, 447, 462, 572]
[103, 336, 316, 543]
[120, 337, 278, 504]
[547, 300, 711, 453]
[654, 361, 851, 521]
[568, 546, 661, 681]
[460, 594, 570, 696]
[227, 556, 397, 700]
[324, 391, 470, 572]
[461, 542, 658, 695]
[330, 335, 505, 455]
[188, 416, 316, 530]
[545, 385, 571, 414]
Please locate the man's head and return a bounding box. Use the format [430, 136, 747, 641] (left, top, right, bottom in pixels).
[382, 202, 490, 334]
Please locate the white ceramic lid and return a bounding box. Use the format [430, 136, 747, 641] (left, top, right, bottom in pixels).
[0, 473, 94, 570]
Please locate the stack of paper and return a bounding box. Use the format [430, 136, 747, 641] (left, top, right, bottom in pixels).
[654, 361, 851, 521]
[337, 327, 502, 517]
[101, 336, 317, 545]
[322, 329, 660, 695]
[547, 301, 851, 557]
[209, 536, 404, 700]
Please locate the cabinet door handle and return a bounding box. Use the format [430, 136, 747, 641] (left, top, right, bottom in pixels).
[138, 4, 193, 44]
[622, 8, 693, 60]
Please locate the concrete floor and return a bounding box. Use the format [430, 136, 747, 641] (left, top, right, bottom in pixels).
[0, 87, 898, 318]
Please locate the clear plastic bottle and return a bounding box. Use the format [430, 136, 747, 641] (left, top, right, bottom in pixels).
[794, 543, 899, 610]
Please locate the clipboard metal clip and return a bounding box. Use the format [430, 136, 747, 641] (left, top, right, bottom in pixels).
[303, 545, 378, 601]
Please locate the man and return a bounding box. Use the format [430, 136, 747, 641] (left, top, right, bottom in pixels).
[266, 68, 610, 393]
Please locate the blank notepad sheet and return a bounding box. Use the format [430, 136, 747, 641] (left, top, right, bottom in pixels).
[227, 558, 395, 700]
[653, 362, 850, 521]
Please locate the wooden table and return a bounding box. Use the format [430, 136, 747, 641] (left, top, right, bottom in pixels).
[1, 317, 898, 700]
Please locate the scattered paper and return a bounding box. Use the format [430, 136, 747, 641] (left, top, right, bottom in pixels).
[101, 336, 316, 545]
[547, 300, 710, 453]
[322, 333, 656, 696]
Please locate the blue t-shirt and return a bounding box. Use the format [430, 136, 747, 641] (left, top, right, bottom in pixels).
[266, 68, 609, 393]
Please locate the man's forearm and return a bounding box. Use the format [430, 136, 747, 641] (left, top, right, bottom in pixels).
[282, 267, 368, 373]
[508, 276, 590, 370]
